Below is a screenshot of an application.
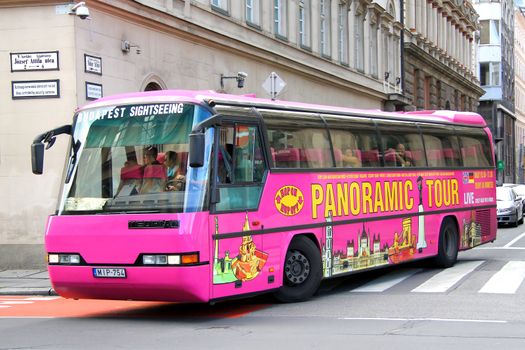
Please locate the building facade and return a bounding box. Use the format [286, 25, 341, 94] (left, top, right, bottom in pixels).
[475, 0, 515, 184]
[0, 0, 482, 268]
[401, 0, 484, 113]
[515, 7, 525, 182]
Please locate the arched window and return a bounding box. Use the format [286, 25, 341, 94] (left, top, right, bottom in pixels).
[144, 82, 162, 91]
[387, 0, 396, 18]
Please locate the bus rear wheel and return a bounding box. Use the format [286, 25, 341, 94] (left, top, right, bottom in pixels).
[274, 236, 322, 303]
[434, 218, 458, 268]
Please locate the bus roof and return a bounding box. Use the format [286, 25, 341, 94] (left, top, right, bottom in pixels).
[80, 89, 487, 127]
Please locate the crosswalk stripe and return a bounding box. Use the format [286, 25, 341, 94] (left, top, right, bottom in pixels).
[479, 261, 525, 294]
[504, 232, 525, 248]
[411, 260, 484, 293]
[351, 268, 422, 292]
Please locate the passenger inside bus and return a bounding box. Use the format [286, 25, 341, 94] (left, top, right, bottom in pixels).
[342, 147, 362, 167]
[140, 146, 166, 193]
[116, 153, 143, 196]
[165, 150, 186, 191]
[394, 143, 414, 167]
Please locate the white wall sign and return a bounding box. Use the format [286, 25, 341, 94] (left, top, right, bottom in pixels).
[12, 80, 60, 99]
[86, 82, 103, 100]
[84, 54, 102, 75]
[10, 51, 59, 72]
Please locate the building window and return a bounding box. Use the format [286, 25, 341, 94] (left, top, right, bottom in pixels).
[338, 3, 348, 64]
[211, 0, 229, 14]
[320, 0, 331, 57]
[370, 20, 378, 77]
[246, 0, 261, 26]
[274, 0, 287, 38]
[298, 0, 311, 48]
[479, 62, 501, 86]
[413, 69, 420, 108]
[424, 76, 431, 109]
[355, 11, 365, 72]
[479, 20, 500, 45]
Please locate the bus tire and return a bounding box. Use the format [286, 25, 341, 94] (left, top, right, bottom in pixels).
[434, 218, 458, 268]
[274, 236, 322, 303]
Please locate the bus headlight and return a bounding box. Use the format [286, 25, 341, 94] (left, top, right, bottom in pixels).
[48, 254, 81, 264]
[143, 255, 168, 265]
[141, 253, 198, 265]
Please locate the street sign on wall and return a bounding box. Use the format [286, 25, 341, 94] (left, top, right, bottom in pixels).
[10, 51, 59, 72]
[84, 54, 102, 75]
[11, 80, 60, 99]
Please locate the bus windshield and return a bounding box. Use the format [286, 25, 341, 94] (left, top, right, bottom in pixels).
[58, 102, 212, 214]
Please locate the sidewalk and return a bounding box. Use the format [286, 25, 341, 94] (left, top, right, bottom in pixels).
[0, 269, 56, 296]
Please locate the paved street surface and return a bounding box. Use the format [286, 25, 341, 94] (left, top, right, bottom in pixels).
[0, 270, 53, 295]
[1, 226, 525, 349]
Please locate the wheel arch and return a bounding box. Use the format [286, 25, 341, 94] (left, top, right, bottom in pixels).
[283, 232, 322, 257]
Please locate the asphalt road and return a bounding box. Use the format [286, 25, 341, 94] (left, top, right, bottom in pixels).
[1, 225, 525, 349]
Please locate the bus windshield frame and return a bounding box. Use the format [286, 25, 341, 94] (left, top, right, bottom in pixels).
[57, 101, 213, 215]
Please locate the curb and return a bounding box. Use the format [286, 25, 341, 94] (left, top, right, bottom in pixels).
[0, 288, 57, 296]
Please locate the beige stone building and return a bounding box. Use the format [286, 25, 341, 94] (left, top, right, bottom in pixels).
[0, 0, 481, 268]
[403, 0, 484, 112]
[515, 7, 525, 182]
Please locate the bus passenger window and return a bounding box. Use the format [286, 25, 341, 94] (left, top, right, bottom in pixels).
[323, 115, 378, 168]
[378, 121, 424, 167]
[455, 127, 493, 167]
[419, 124, 460, 168]
[263, 111, 330, 169]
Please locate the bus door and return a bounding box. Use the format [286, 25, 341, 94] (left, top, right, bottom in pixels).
[209, 122, 269, 299]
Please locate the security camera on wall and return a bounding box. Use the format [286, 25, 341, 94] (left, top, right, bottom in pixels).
[69, 2, 90, 20]
[236, 72, 248, 88]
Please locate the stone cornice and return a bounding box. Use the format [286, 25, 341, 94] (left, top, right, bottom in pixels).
[404, 42, 484, 97]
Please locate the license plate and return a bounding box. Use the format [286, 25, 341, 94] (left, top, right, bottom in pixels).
[93, 268, 127, 278]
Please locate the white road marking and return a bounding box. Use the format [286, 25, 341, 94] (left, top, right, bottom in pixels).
[351, 268, 422, 292]
[411, 260, 484, 293]
[0, 301, 33, 305]
[475, 247, 525, 250]
[338, 317, 507, 324]
[504, 232, 525, 247]
[479, 261, 525, 294]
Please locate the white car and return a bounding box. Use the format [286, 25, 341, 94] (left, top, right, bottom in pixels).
[497, 186, 524, 227]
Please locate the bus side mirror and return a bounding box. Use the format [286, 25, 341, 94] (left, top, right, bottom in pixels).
[31, 142, 45, 175]
[31, 124, 72, 175]
[189, 132, 204, 168]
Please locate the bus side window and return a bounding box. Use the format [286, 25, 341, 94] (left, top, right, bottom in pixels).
[377, 121, 424, 167]
[263, 111, 329, 169]
[418, 124, 461, 168]
[456, 127, 494, 167]
[323, 115, 378, 168]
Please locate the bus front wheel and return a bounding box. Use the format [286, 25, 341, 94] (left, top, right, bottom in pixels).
[274, 236, 322, 303]
[434, 218, 458, 268]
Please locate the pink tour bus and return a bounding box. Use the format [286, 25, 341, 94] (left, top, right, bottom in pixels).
[31, 90, 497, 303]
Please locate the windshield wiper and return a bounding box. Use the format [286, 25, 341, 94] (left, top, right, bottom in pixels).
[65, 139, 82, 183]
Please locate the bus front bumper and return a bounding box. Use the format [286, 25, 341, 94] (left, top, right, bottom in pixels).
[48, 264, 210, 303]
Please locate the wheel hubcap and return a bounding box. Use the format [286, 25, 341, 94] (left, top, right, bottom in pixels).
[284, 250, 310, 285]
